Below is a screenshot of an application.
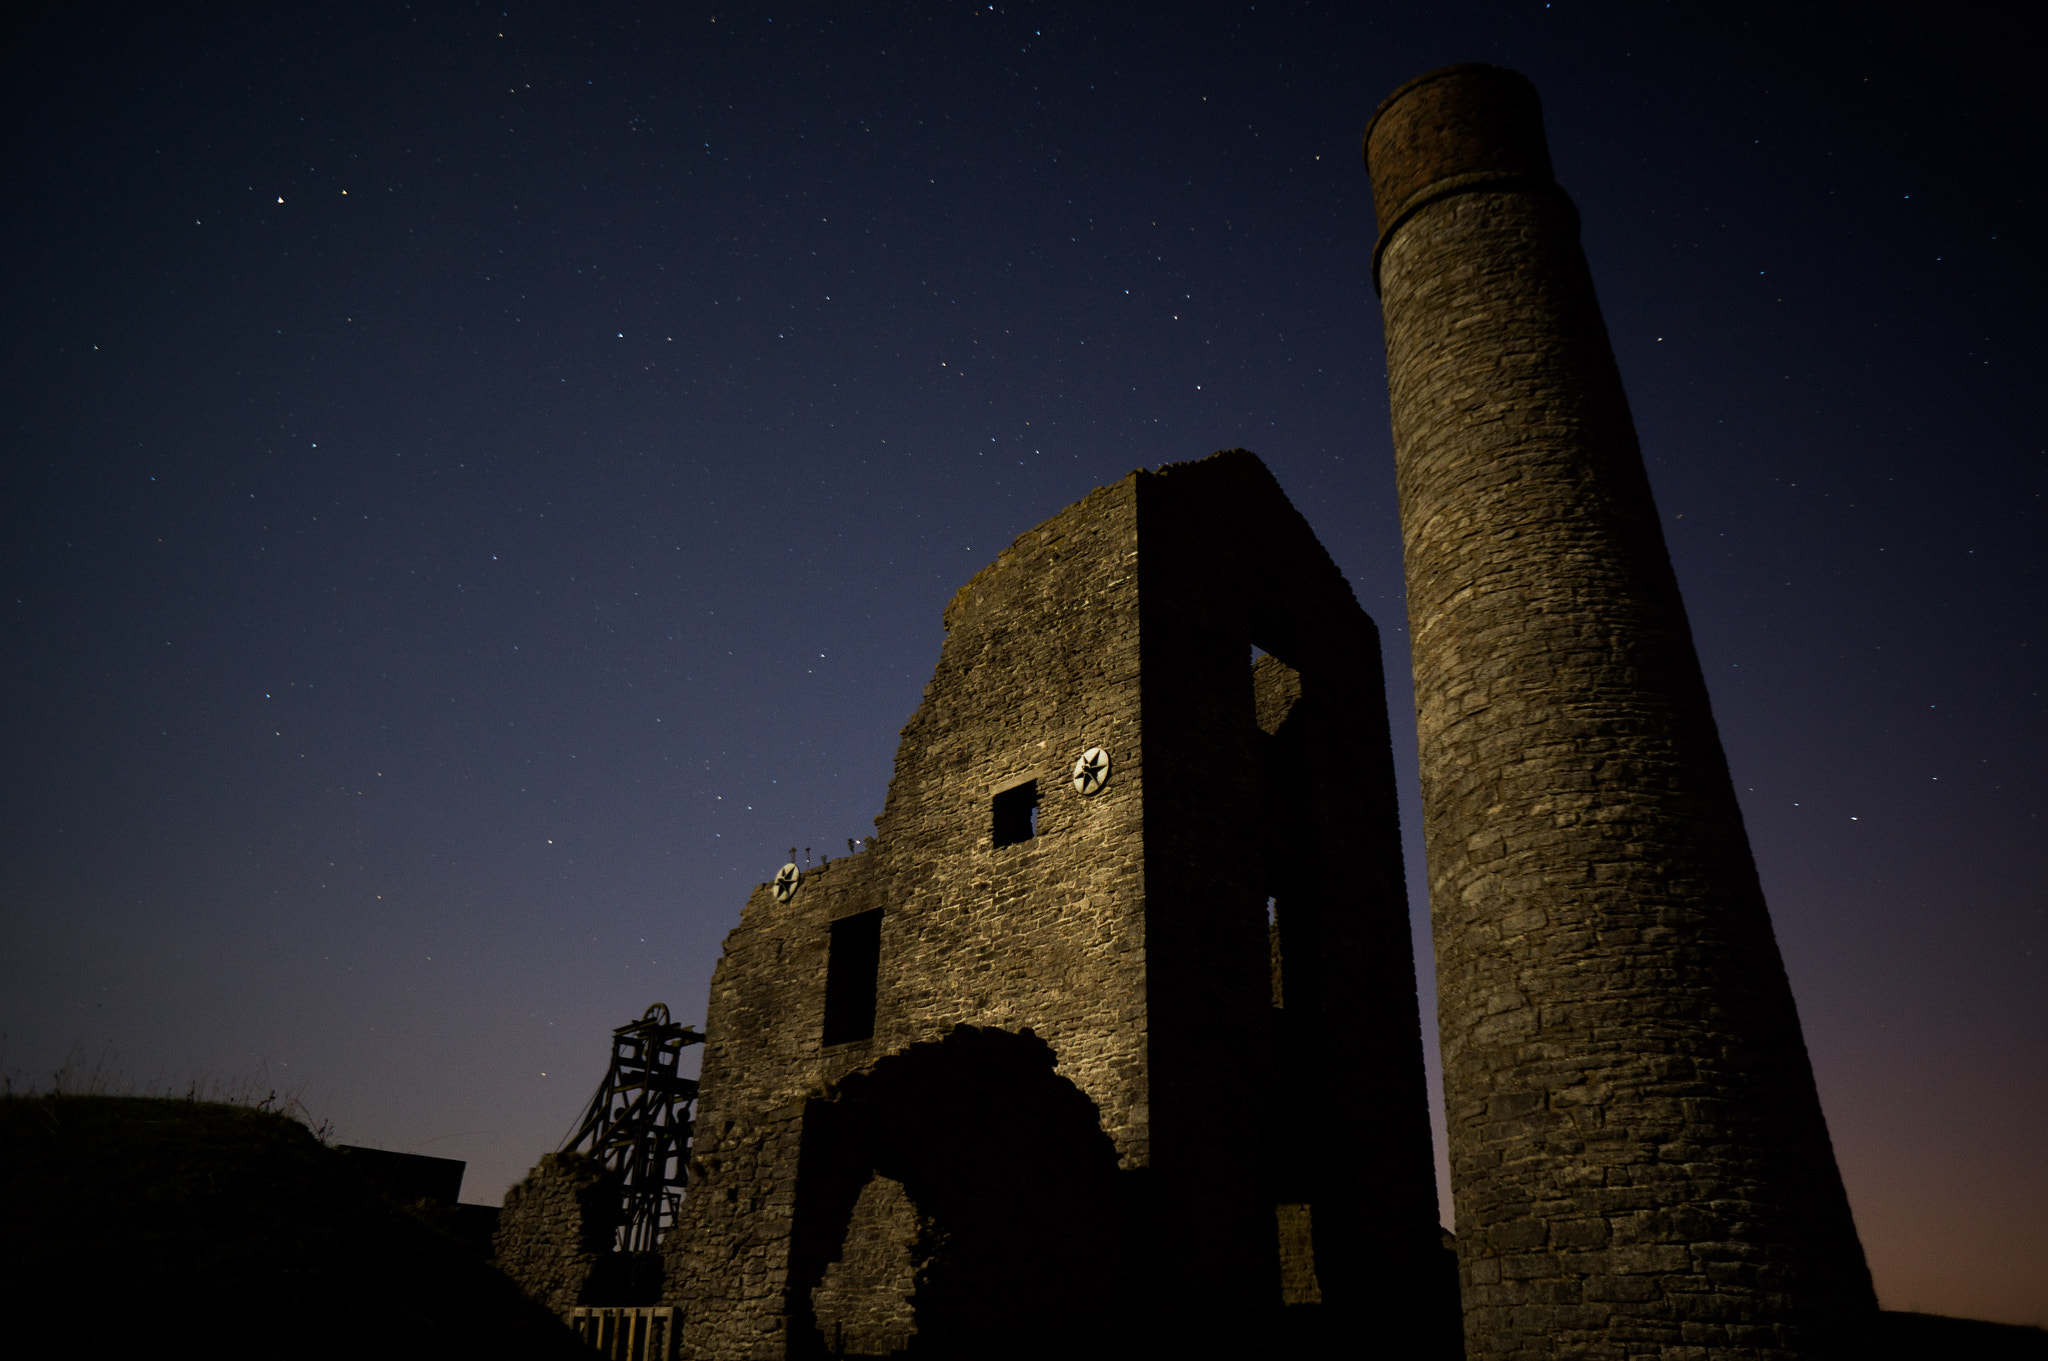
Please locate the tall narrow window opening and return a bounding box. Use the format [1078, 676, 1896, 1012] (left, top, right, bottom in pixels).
[991, 780, 1039, 848]
[822, 908, 884, 1045]
[1267, 896, 1284, 1009]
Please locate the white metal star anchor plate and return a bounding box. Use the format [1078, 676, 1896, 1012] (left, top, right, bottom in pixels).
[1072, 746, 1112, 796]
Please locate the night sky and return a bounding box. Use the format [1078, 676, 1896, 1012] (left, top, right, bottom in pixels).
[4, 1, 2041, 1328]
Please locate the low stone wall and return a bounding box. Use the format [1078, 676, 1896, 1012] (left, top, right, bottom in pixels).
[494, 1151, 627, 1314]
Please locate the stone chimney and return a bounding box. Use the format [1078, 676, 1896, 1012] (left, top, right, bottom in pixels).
[1365, 63, 1877, 1359]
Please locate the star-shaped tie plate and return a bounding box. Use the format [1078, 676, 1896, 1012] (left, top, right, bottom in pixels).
[1071, 746, 1112, 796]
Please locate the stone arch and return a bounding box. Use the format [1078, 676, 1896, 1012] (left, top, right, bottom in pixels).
[787, 1026, 1130, 1360]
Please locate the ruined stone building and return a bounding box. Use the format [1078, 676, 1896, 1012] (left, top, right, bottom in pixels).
[501, 60, 1884, 1361]
[1365, 65, 1877, 1359]
[661, 452, 1452, 1359]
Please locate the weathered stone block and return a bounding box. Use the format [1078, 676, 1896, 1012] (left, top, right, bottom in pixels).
[1608, 1243, 1693, 1276]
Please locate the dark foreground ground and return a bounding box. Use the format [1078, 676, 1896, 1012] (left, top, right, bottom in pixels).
[1879, 1309, 2048, 1359]
[2, 1095, 2039, 1359]
[0, 1094, 587, 1359]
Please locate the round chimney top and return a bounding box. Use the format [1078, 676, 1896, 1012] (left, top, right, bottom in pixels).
[1363, 64, 1555, 244]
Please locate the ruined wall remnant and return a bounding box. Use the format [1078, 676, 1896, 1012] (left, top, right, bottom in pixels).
[1365, 63, 1878, 1358]
[495, 1151, 656, 1315]
[807, 1173, 922, 1357]
[665, 451, 1452, 1359]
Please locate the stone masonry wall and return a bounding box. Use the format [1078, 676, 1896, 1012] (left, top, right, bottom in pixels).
[669, 453, 1447, 1360]
[1135, 457, 1448, 1350]
[668, 477, 1151, 1360]
[1367, 63, 1877, 1359]
[495, 1151, 626, 1316]
[807, 1175, 922, 1357]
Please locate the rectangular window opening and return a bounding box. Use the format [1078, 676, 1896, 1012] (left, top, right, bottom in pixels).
[991, 779, 1039, 848]
[1267, 896, 1284, 1009]
[822, 908, 883, 1046]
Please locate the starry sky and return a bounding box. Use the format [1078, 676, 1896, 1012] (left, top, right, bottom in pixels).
[4, 0, 2041, 1328]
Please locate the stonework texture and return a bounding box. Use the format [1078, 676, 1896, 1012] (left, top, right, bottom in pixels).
[808, 1175, 923, 1356]
[1365, 63, 1879, 1359]
[496, 1151, 648, 1315]
[664, 451, 1452, 1359]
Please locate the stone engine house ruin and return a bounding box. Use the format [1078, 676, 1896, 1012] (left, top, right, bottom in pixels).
[660, 451, 1451, 1359]
[492, 62, 1884, 1361]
